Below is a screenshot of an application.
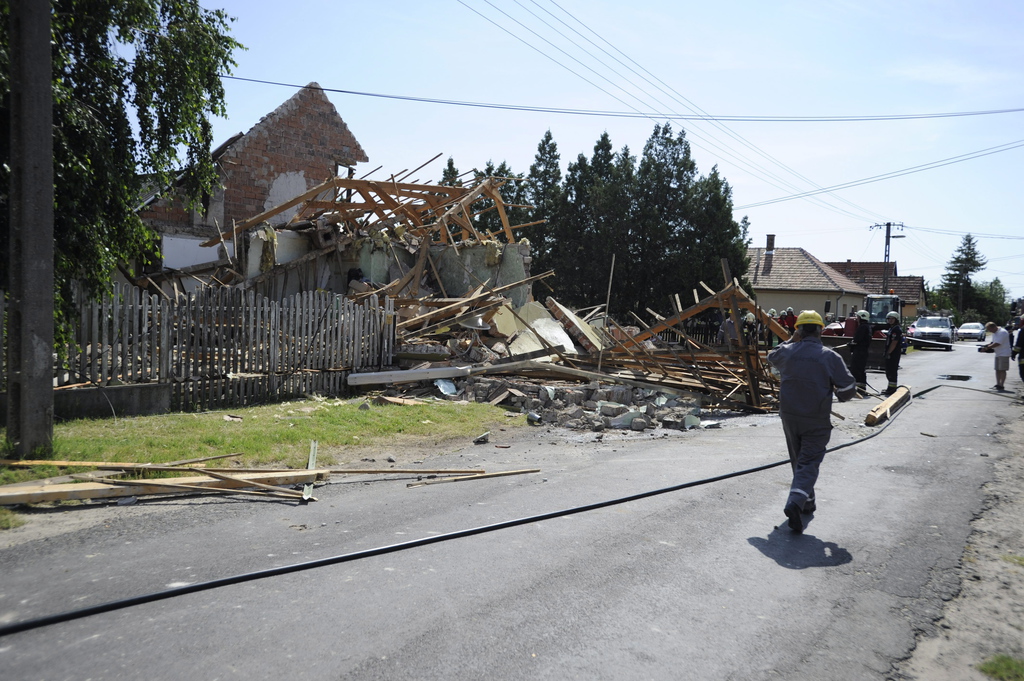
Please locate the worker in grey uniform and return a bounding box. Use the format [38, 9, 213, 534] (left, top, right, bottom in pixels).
[768, 310, 857, 533]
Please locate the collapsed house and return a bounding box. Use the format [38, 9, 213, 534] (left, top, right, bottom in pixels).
[119, 84, 787, 424]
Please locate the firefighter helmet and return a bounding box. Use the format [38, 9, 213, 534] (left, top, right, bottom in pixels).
[795, 310, 824, 327]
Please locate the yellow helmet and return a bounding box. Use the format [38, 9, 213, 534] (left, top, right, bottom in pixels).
[795, 310, 824, 327]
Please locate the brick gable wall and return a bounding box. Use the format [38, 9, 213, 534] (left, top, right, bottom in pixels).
[139, 84, 368, 239]
[219, 84, 368, 228]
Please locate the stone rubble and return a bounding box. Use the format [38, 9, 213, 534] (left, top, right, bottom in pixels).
[433, 375, 703, 432]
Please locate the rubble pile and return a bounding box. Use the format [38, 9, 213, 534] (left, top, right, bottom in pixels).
[446, 376, 701, 432]
[363, 272, 792, 430]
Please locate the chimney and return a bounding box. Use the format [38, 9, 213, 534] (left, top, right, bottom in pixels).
[766, 234, 775, 254]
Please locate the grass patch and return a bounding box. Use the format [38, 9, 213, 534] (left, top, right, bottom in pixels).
[979, 655, 1024, 681]
[0, 397, 525, 487]
[1002, 554, 1024, 568]
[0, 507, 25, 530]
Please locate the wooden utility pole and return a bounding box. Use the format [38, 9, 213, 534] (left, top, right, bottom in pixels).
[7, 0, 55, 456]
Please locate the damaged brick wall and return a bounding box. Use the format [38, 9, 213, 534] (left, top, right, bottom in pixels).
[139, 83, 369, 241]
[219, 83, 368, 231]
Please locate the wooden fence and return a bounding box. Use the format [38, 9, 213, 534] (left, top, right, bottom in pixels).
[49, 284, 395, 411]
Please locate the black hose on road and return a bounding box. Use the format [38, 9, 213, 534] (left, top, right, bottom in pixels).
[3, 382, 1009, 638]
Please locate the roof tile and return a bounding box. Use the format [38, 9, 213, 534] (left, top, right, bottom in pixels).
[746, 247, 869, 295]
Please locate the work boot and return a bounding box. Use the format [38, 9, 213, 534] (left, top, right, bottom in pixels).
[803, 500, 816, 514]
[784, 502, 803, 534]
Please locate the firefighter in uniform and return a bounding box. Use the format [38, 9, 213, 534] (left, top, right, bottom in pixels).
[883, 310, 902, 395]
[768, 310, 857, 533]
[849, 309, 872, 396]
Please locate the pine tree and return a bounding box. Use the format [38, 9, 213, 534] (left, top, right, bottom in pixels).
[534, 124, 749, 317]
[524, 131, 563, 270]
[684, 166, 750, 293]
[631, 123, 696, 315]
[940, 234, 987, 312]
[550, 133, 635, 307]
[439, 157, 461, 186]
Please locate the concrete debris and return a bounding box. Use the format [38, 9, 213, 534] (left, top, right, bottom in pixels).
[348, 265, 789, 435]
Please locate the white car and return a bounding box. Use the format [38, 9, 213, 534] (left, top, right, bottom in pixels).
[958, 322, 986, 342]
[908, 316, 955, 350]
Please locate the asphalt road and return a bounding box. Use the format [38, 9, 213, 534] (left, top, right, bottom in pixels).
[0, 339, 1018, 680]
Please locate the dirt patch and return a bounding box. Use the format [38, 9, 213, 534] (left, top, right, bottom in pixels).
[893, 410, 1024, 679]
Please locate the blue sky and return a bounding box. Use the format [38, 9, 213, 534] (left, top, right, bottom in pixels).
[202, 0, 1024, 302]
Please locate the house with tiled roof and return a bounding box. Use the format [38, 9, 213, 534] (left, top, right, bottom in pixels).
[823, 259, 926, 317]
[138, 83, 368, 272]
[745, 235, 869, 320]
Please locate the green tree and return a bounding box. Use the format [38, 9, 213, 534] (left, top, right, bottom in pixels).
[523, 130, 562, 270]
[940, 234, 987, 313]
[630, 123, 696, 315]
[550, 132, 635, 308]
[971, 278, 1010, 325]
[0, 0, 241, 340]
[471, 160, 527, 239]
[924, 282, 955, 315]
[439, 157, 461, 187]
[539, 125, 750, 318]
[684, 166, 750, 293]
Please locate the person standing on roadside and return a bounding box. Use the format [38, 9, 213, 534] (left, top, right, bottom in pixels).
[849, 309, 872, 396]
[883, 311, 902, 395]
[768, 310, 857, 534]
[982, 321, 1012, 391]
[1012, 319, 1024, 384]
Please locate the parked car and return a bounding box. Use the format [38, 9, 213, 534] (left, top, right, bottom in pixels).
[906, 316, 955, 350]
[958, 322, 986, 342]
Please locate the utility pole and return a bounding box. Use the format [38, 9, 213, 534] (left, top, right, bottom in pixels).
[869, 222, 904, 294]
[7, 0, 55, 456]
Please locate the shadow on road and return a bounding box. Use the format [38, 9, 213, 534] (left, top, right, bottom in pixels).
[747, 521, 854, 569]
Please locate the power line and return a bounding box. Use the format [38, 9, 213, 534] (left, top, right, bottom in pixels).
[734, 139, 1024, 210]
[455, 2, 866, 223]
[904, 224, 1024, 240]
[219, 75, 1024, 124]
[464, 1, 884, 223]
[499, 0, 882, 222]
[537, 0, 887, 223]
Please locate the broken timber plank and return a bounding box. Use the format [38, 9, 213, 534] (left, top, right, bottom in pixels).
[0, 470, 327, 505]
[865, 386, 911, 426]
[396, 270, 554, 330]
[303, 440, 318, 500]
[488, 389, 511, 405]
[0, 453, 241, 469]
[197, 469, 307, 500]
[407, 469, 540, 488]
[517, 360, 705, 401]
[327, 469, 484, 475]
[79, 476, 303, 500]
[622, 285, 738, 348]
